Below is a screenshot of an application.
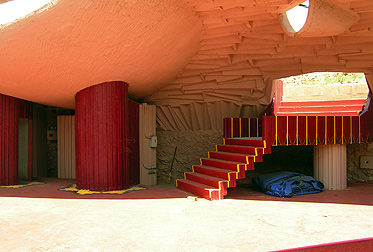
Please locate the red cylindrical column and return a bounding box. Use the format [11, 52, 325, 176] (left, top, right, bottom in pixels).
[75, 81, 128, 191]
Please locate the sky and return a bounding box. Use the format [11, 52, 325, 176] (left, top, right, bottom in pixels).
[0, 0, 309, 31]
[286, 0, 309, 32]
[0, 0, 52, 25]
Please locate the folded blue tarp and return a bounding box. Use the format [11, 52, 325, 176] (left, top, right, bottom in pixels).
[252, 172, 324, 197]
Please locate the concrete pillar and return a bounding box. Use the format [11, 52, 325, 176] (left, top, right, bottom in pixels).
[314, 144, 347, 190]
[139, 104, 157, 186]
[57, 116, 76, 179]
[75, 81, 128, 191]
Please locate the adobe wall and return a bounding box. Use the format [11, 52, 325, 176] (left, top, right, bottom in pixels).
[283, 83, 369, 101]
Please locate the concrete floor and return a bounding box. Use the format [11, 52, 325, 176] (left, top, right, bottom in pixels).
[0, 179, 372, 252]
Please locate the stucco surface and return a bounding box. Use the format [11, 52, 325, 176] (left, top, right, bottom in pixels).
[0, 0, 201, 108]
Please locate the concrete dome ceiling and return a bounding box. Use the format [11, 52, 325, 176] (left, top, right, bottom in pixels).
[1, 0, 373, 110]
[0, 0, 202, 108]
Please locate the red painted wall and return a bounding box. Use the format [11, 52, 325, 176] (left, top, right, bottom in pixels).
[0, 93, 32, 185]
[76, 81, 133, 191]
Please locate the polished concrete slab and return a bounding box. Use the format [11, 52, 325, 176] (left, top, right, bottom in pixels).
[0, 179, 372, 251]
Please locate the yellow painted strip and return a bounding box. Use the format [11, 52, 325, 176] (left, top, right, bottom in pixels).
[325, 116, 328, 145]
[246, 156, 249, 164]
[333, 116, 336, 144]
[263, 140, 266, 149]
[275, 116, 278, 146]
[296, 116, 299, 145]
[255, 148, 258, 156]
[239, 118, 242, 138]
[176, 180, 179, 187]
[231, 118, 233, 138]
[228, 172, 236, 183]
[0, 181, 45, 189]
[59, 185, 148, 195]
[209, 190, 211, 199]
[223, 138, 226, 145]
[315, 116, 318, 145]
[350, 116, 353, 144]
[358, 116, 361, 143]
[248, 119, 251, 137]
[341, 116, 344, 144]
[200, 158, 202, 165]
[192, 166, 195, 172]
[306, 116, 308, 145]
[286, 116, 289, 146]
[184, 173, 186, 179]
[208, 152, 210, 158]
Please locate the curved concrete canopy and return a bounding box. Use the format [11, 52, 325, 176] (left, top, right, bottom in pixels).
[1, 0, 373, 111]
[0, 0, 202, 108]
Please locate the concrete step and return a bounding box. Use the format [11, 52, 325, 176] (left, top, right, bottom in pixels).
[177, 179, 222, 201]
[184, 172, 228, 196]
[192, 165, 237, 188]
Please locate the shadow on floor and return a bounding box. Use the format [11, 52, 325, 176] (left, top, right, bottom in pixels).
[0, 178, 372, 206]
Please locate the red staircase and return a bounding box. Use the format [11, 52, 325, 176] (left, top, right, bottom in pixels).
[176, 138, 269, 200]
[276, 99, 366, 117]
[176, 82, 370, 200]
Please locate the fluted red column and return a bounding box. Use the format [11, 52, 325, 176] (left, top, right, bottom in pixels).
[75, 81, 128, 191]
[0, 93, 32, 185]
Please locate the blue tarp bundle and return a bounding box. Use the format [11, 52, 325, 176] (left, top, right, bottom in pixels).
[252, 172, 324, 197]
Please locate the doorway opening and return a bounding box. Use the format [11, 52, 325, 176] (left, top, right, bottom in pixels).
[32, 103, 74, 179]
[18, 118, 29, 182]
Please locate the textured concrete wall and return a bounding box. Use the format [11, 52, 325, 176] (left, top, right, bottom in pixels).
[347, 143, 373, 182]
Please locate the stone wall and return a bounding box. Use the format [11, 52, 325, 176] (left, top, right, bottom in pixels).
[156, 129, 223, 182]
[347, 143, 373, 182]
